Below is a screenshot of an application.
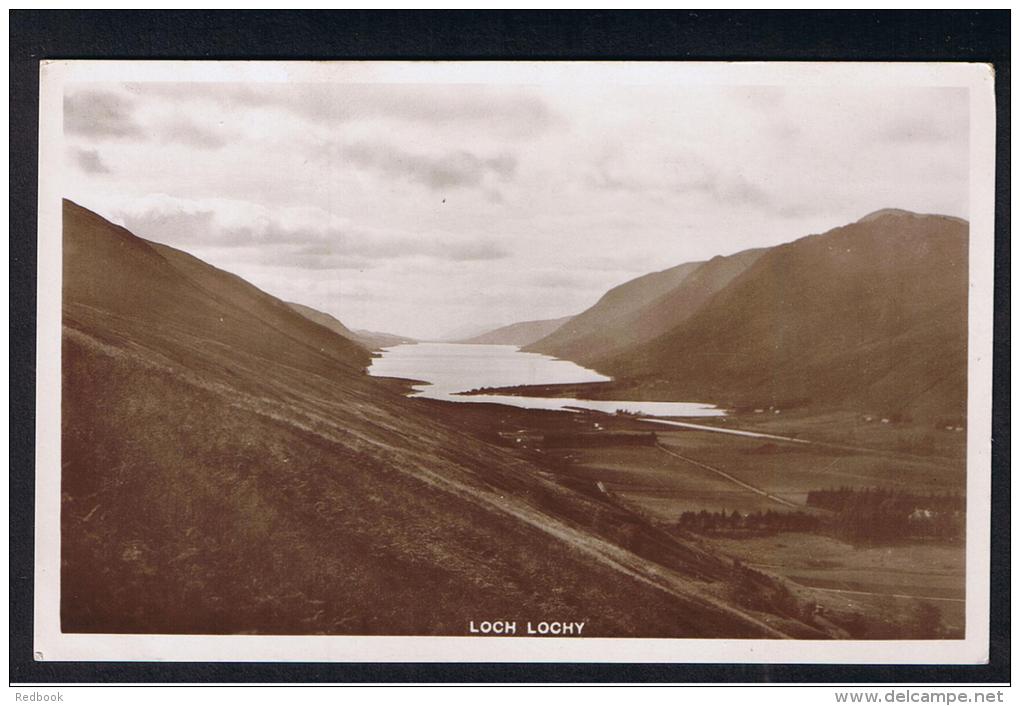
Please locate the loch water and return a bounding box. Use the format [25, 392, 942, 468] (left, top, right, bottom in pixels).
[368, 342, 723, 418]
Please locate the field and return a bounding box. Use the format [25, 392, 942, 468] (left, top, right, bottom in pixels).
[721, 409, 968, 460]
[546, 419, 965, 515]
[432, 399, 968, 638]
[708, 533, 965, 634]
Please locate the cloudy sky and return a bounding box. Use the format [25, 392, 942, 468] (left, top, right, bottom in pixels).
[61, 75, 969, 340]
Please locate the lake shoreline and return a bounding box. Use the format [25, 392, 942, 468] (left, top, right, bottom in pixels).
[369, 342, 725, 418]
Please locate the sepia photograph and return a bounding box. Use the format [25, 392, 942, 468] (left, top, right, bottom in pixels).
[29, 58, 996, 665]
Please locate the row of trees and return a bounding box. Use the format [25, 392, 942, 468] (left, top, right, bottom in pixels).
[676, 487, 965, 544]
[806, 486, 965, 513]
[676, 509, 821, 534]
[806, 487, 964, 543]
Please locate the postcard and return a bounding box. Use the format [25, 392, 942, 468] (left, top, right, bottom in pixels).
[33, 60, 995, 663]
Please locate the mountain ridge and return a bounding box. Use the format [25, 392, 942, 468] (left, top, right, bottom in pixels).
[597, 210, 969, 419]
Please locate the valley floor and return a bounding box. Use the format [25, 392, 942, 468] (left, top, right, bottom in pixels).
[416, 393, 968, 639]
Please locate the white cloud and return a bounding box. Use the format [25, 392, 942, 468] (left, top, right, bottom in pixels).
[62, 80, 970, 339]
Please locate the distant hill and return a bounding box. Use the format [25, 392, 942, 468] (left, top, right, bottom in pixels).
[437, 321, 496, 342]
[596, 211, 968, 420]
[524, 261, 704, 364]
[353, 328, 416, 350]
[61, 199, 804, 638]
[286, 301, 413, 350]
[461, 315, 574, 346]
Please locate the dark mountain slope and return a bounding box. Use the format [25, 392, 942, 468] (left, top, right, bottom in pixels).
[462, 315, 574, 347]
[286, 300, 361, 340]
[61, 200, 811, 638]
[603, 211, 968, 420]
[525, 261, 704, 363]
[529, 248, 764, 369]
[63, 201, 373, 377]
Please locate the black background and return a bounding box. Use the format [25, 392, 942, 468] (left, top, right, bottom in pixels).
[9, 10, 1010, 684]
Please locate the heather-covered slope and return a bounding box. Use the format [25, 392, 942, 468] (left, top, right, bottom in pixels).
[61, 200, 808, 637]
[603, 211, 968, 420]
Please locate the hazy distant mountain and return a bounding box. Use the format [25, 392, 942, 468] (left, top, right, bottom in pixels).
[353, 328, 416, 349]
[524, 261, 704, 364]
[433, 322, 494, 342]
[286, 301, 413, 351]
[597, 210, 968, 420]
[61, 200, 798, 638]
[461, 315, 574, 346]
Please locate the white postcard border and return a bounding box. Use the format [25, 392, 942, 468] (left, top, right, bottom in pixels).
[33, 60, 997, 664]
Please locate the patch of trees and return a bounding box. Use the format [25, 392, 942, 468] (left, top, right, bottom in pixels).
[806, 486, 964, 543]
[676, 509, 821, 535]
[676, 487, 964, 544]
[806, 486, 964, 512]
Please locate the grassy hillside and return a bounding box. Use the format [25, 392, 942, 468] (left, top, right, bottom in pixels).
[603, 211, 968, 420]
[61, 200, 817, 637]
[462, 315, 575, 346]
